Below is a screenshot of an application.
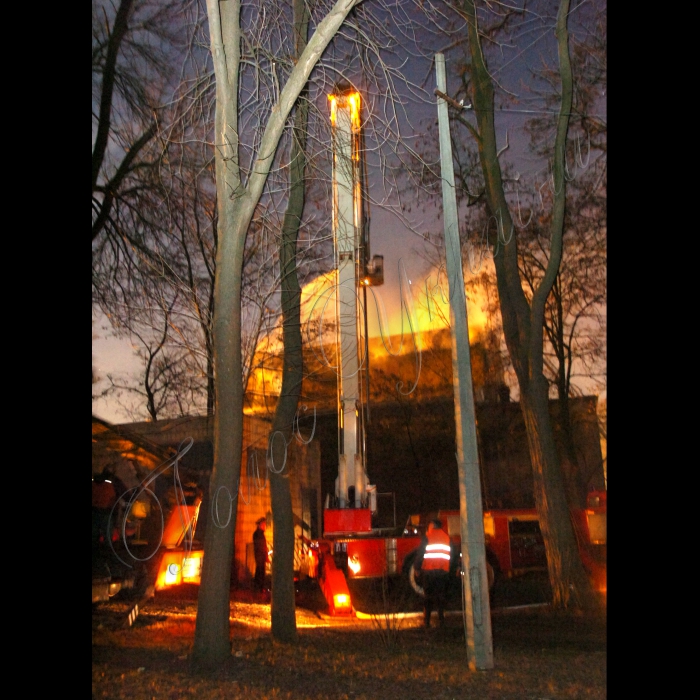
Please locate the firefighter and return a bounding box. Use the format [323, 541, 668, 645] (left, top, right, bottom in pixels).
[253, 517, 270, 595]
[414, 518, 452, 628]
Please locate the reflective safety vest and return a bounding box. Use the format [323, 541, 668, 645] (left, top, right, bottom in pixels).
[422, 527, 451, 571]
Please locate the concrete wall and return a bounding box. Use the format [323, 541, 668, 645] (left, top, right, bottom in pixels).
[234, 437, 322, 586]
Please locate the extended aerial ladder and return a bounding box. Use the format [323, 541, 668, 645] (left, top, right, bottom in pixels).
[325, 85, 383, 532]
[314, 86, 607, 619]
[317, 85, 385, 613]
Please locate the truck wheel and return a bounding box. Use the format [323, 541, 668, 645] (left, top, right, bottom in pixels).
[401, 549, 425, 596]
[402, 548, 418, 576]
[409, 562, 424, 597]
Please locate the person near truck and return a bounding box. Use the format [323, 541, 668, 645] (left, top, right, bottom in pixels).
[414, 518, 452, 627]
[253, 517, 270, 594]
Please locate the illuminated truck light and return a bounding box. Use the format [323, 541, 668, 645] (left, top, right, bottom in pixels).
[164, 561, 181, 587]
[333, 593, 351, 611]
[182, 551, 203, 583]
[348, 554, 361, 575]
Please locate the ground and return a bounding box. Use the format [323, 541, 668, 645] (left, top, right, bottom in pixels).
[92, 580, 606, 699]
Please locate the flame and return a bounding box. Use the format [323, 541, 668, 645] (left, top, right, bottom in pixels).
[245, 267, 497, 411]
[365, 265, 491, 346]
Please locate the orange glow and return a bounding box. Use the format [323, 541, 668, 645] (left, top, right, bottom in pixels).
[155, 549, 204, 589]
[162, 503, 201, 548]
[156, 551, 184, 589]
[348, 554, 361, 575]
[328, 91, 361, 131]
[182, 551, 204, 583]
[594, 568, 607, 594]
[348, 93, 360, 128]
[321, 556, 355, 615]
[586, 512, 607, 545]
[250, 264, 492, 368]
[328, 94, 337, 126]
[333, 593, 351, 609]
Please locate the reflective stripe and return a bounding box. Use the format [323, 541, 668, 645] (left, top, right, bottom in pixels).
[426, 544, 451, 553]
[424, 544, 451, 561]
[422, 530, 452, 571]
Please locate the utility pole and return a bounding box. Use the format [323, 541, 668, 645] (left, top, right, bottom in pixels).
[435, 52, 493, 671]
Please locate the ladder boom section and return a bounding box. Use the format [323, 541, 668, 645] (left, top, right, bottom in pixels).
[331, 89, 367, 509]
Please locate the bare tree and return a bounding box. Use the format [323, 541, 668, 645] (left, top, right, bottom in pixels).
[522, 4, 607, 500]
[262, 0, 311, 645]
[410, 142, 606, 512]
[92, 0, 214, 420]
[517, 188, 606, 508]
[93, 9, 286, 424]
[92, 0, 186, 244]
[193, 0, 451, 667]
[393, 0, 606, 609]
[450, 0, 604, 609]
[193, 0, 361, 668]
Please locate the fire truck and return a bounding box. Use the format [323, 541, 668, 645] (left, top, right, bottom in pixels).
[307, 85, 607, 615]
[404, 491, 607, 594]
[309, 492, 607, 615]
[92, 476, 204, 605]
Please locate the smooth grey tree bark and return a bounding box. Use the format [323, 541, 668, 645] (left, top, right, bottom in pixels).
[192, 0, 362, 669]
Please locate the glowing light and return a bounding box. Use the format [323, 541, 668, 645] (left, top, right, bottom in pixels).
[348, 92, 361, 129]
[333, 593, 351, 608]
[182, 552, 204, 582]
[156, 551, 187, 589]
[127, 604, 139, 626]
[587, 512, 607, 545]
[328, 94, 337, 126]
[348, 555, 361, 575]
[329, 90, 361, 131]
[166, 563, 180, 585]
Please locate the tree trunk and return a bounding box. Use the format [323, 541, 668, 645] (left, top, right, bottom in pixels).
[268, 0, 310, 644]
[550, 279, 586, 509]
[461, 0, 596, 610]
[191, 206, 248, 667]
[520, 381, 592, 608]
[92, 0, 135, 194]
[192, 0, 244, 669]
[194, 0, 361, 668]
